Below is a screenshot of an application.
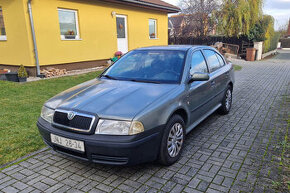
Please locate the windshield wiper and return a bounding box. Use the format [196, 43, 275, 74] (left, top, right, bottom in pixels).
[128, 79, 161, 84]
[101, 74, 117, 80]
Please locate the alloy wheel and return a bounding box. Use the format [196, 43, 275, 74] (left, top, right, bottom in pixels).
[225, 89, 232, 111]
[167, 123, 184, 158]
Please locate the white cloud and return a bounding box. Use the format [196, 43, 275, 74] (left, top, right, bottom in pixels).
[264, 0, 290, 30]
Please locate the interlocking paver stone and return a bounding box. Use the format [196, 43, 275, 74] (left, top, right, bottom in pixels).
[12, 182, 28, 190]
[2, 186, 19, 193]
[1, 50, 289, 192]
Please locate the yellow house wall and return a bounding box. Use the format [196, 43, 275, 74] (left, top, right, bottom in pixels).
[0, 0, 34, 67]
[31, 0, 169, 66]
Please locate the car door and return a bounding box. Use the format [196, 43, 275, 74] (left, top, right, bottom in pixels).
[215, 52, 229, 93]
[187, 50, 212, 124]
[202, 49, 227, 107]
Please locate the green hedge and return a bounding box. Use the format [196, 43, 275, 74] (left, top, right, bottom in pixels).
[263, 32, 280, 53]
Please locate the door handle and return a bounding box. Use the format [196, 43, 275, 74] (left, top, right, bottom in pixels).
[210, 80, 215, 87]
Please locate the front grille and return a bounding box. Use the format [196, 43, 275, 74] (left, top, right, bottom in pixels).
[53, 110, 94, 132]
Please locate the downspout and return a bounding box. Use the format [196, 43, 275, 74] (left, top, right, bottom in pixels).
[27, 0, 40, 76]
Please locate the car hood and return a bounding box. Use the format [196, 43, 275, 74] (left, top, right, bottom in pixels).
[45, 78, 178, 120]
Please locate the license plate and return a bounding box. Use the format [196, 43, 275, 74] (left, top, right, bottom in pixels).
[50, 134, 85, 152]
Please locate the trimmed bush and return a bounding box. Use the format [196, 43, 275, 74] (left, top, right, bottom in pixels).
[18, 65, 28, 78]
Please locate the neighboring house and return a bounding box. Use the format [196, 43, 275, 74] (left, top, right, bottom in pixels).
[168, 14, 216, 38]
[168, 15, 186, 37]
[0, 0, 179, 76]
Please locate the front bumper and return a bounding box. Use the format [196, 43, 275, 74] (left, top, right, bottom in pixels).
[37, 118, 163, 165]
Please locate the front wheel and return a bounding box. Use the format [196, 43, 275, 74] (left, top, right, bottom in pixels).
[218, 85, 232, 115]
[158, 115, 185, 165]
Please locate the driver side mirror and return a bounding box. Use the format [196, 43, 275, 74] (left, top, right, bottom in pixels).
[188, 72, 210, 83]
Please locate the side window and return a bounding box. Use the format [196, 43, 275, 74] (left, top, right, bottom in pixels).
[216, 53, 225, 66]
[190, 51, 208, 74]
[203, 50, 221, 72]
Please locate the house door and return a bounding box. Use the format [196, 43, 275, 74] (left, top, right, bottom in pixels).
[116, 15, 128, 53]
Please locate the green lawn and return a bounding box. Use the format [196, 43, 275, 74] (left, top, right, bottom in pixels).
[0, 71, 102, 166]
[234, 64, 242, 71]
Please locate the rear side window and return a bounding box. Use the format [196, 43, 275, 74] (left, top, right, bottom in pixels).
[216, 53, 225, 66]
[190, 51, 208, 74]
[203, 50, 221, 72]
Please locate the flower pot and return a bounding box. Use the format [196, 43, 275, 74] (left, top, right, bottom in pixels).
[64, 35, 76, 39]
[0, 69, 9, 74]
[5, 72, 19, 82]
[0, 74, 7, 81]
[18, 77, 27, 82]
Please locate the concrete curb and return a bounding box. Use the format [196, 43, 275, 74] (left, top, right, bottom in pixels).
[262, 49, 277, 59]
[0, 147, 50, 170]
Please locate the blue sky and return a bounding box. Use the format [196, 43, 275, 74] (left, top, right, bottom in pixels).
[163, 0, 290, 30]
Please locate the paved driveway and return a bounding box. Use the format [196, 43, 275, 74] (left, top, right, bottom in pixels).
[1, 51, 289, 193]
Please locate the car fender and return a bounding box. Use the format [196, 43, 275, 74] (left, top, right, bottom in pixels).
[164, 104, 191, 127]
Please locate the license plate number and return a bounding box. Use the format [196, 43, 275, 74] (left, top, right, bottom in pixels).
[50, 134, 85, 152]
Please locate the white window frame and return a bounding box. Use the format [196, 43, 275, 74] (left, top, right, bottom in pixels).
[149, 19, 157, 39]
[0, 7, 7, 41]
[58, 8, 81, 40]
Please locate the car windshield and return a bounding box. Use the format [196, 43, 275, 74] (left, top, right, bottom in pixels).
[103, 50, 186, 84]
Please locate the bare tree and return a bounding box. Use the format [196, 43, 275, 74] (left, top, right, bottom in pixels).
[179, 0, 221, 37]
[278, 20, 289, 38]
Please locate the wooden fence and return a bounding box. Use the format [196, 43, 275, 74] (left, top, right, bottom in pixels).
[280, 38, 290, 48]
[169, 36, 253, 58]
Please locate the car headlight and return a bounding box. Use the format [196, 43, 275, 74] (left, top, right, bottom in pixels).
[96, 119, 144, 135]
[41, 106, 55, 123]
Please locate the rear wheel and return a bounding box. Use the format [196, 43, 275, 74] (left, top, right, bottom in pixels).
[158, 115, 185, 165]
[218, 85, 232, 115]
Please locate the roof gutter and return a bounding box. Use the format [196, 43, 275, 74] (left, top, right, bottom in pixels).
[27, 0, 40, 76]
[119, 0, 180, 13]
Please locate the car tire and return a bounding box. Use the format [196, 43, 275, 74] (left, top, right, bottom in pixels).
[218, 85, 232, 115]
[158, 114, 185, 166]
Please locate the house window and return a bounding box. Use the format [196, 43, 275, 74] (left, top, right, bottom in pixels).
[58, 8, 80, 40]
[0, 7, 7, 41]
[149, 19, 157, 39]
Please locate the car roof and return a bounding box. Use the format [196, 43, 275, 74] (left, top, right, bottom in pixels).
[135, 45, 212, 51]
